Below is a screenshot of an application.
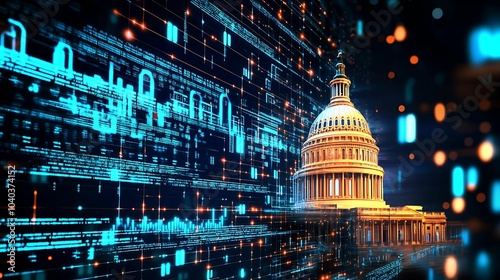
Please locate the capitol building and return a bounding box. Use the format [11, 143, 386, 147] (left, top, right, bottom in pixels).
[292, 51, 447, 246]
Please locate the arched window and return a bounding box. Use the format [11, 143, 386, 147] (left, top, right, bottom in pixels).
[347, 119, 351, 126]
[342, 149, 345, 159]
[323, 121, 327, 127]
[329, 119, 333, 126]
[335, 119, 338, 126]
[341, 119, 345, 125]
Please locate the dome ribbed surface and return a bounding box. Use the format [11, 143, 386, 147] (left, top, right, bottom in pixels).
[308, 104, 371, 138]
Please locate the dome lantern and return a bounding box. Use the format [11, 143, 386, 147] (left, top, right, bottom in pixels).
[329, 50, 352, 106]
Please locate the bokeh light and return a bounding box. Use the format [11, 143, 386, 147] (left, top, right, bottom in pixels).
[394, 25, 407, 42]
[475, 251, 491, 279]
[466, 166, 479, 191]
[434, 151, 446, 166]
[434, 103, 446, 122]
[124, 29, 134, 40]
[398, 104, 405, 112]
[432, 8, 443, 19]
[452, 197, 465, 213]
[452, 166, 465, 197]
[409, 55, 419, 64]
[449, 151, 458, 160]
[479, 99, 491, 111]
[462, 228, 470, 246]
[420, 102, 430, 113]
[408, 153, 415, 160]
[479, 122, 491, 133]
[444, 256, 458, 279]
[388, 71, 395, 79]
[492, 181, 500, 213]
[442, 201, 450, 209]
[464, 137, 473, 147]
[428, 268, 434, 280]
[386, 35, 395, 44]
[478, 140, 494, 162]
[476, 192, 486, 203]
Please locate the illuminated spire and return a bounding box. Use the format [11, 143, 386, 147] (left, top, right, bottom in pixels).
[334, 50, 346, 78]
[329, 50, 352, 105]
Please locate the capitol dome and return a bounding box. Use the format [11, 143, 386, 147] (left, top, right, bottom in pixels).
[307, 104, 371, 139]
[293, 51, 387, 209]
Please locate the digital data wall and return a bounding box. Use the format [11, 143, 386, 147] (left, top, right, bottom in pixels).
[0, 1, 348, 279]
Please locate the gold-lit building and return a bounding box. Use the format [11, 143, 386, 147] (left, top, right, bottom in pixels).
[292, 51, 446, 246]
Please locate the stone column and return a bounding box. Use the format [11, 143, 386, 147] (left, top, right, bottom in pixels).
[404, 221, 407, 245]
[380, 220, 384, 245]
[357, 173, 361, 199]
[411, 220, 414, 244]
[324, 175, 328, 198]
[388, 220, 391, 245]
[361, 174, 365, 198]
[379, 176, 382, 199]
[305, 175, 311, 200]
[315, 174, 319, 200]
[341, 172, 345, 197]
[371, 220, 375, 245]
[370, 174, 373, 199]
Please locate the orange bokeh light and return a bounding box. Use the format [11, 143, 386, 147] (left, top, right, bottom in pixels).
[398, 105, 405, 112]
[394, 25, 407, 41]
[388, 71, 395, 79]
[479, 122, 491, 133]
[464, 137, 474, 147]
[410, 55, 419, 64]
[478, 141, 494, 162]
[479, 99, 491, 111]
[434, 151, 446, 166]
[386, 35, 395, 44]
[434, 103, 446, 122]
[444, 256, 458, 279]
[124, 29, 134, 40]
[449, 151, 458, 160]
[451, 197, 465, 214]
[476, 192, 486, 203]
[442, 202, 450, 209]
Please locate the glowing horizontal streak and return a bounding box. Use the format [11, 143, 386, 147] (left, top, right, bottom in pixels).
[30, 171, 92, 179]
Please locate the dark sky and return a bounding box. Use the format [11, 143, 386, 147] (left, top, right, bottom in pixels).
[328, 0, 500, 223]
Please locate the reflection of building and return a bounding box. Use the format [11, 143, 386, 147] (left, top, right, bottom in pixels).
[292, 51, 446, 245]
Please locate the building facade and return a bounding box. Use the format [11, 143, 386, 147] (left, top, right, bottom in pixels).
[292, 51, 447, 245]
